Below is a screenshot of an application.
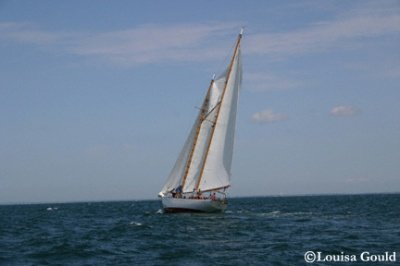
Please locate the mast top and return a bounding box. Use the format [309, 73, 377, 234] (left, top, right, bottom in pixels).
[240, 27, 244, 36]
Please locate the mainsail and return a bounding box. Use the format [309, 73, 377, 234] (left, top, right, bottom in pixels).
[159, 31, 242, 196]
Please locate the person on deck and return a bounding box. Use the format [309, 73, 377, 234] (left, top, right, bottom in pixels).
[211, 192, 216, 201]
[175, 185, 182, 198]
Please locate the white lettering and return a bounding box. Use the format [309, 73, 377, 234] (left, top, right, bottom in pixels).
[306, 251, 396, 263]
[315, 252, 357, 262]
[360, 251, 397, 262]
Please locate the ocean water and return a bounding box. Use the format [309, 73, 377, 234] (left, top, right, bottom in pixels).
[1, 194, 399, 265]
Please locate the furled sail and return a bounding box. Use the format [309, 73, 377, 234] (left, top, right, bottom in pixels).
[159, 31, 242, 196]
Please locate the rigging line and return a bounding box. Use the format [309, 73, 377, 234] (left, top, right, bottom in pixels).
[203, 119, 215, 124]
[204, 101, 222, 120]
[196, 101, 222, 123]
[195, 100, 221, 123]
[198, 185, 230, 193]
[215, 33, 239, 76]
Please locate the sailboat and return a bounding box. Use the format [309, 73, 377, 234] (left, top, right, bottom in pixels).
[158, 29, 243, 212]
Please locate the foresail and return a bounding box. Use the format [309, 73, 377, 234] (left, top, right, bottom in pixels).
[198, 47, 242, 192]
[159, 116, 199, 195]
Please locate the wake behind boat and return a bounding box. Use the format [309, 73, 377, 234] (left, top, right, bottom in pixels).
[158, 29, 243, 213]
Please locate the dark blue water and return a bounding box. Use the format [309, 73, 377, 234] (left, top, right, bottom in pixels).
[1, 194, 399, 265]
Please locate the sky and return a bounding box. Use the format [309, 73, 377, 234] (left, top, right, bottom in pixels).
[1, 0, 399, 203]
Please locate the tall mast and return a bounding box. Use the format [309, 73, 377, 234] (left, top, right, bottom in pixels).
[194, 29, 243, 192]
[180, 78, 214, 190]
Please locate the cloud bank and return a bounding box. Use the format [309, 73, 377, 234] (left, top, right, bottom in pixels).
[0, 3, 399, 65]
[246, 7, 400, 58]
[0, 22, 241, 65]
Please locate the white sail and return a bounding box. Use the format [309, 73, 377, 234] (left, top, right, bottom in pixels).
[159, 80, 219, 195]
[159, 115, 199, 196]
[182, 83, 222, 193]
[198, 48, 242, 192]
[159, 30, 242, 201]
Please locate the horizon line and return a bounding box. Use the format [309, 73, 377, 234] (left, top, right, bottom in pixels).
[1, 191, 399, 206]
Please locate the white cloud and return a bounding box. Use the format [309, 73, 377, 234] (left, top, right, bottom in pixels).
[0, 2, 398, 65]
[246, 7, 400, 58]
[251, 109, 288, 124]
[0, 22, 64, 45]
[70, 22, 243, 64]
[0, 21, 241, 65]
[330, 105, 360, 117]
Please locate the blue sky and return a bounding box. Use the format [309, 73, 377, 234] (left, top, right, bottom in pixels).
[1, 1, 399, 203]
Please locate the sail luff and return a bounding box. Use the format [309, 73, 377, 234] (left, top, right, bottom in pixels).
[180, 78, 214, 189]
[194, 32, 243, 192]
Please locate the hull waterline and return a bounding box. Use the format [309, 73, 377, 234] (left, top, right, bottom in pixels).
[161, 197, 227, 213]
